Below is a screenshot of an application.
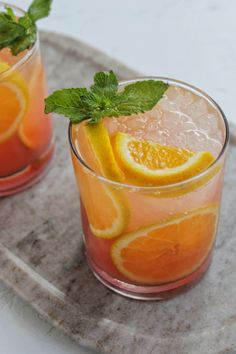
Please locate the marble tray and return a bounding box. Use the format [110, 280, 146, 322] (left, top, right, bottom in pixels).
[0, 31, 236, 354]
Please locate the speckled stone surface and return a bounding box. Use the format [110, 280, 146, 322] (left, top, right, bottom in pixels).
[0, 32, 236, 354]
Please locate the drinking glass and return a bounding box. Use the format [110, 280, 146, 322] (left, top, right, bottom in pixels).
[69, 77, 229, 300]
[0, 2, 54, 196]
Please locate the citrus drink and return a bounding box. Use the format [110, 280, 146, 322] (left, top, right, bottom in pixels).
[0, 4, 54, 196]
[70, 77, 228, 299]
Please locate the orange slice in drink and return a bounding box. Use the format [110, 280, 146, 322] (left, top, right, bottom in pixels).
[111, 205, 218, 284]
[0, 62, 28, 144]
[72, 121, 128, 238]
[77, 169, 128, 238]
[0, 61, 9, 73]
[82, 121, 124, 181]
[112, 132, 215, 186]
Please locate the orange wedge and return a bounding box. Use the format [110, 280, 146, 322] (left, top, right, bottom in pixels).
[0, 61, 28, 144]
[111, 205, 218, 284]
[72, 121, 128, 238]
[76, 166, 128, 238]
[82, 121, 124, 181]
[112, 132, 215, 186]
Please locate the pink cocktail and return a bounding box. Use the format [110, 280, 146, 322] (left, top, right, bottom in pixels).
[70, 78, 228, 299]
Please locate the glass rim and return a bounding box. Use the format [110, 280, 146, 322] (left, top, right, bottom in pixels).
[68, 76, 229, 191]
[0, 1, 38, 79]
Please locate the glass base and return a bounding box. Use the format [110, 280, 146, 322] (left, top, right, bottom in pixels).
[0, 142, 55, 197]
[86, 252, 213, 300]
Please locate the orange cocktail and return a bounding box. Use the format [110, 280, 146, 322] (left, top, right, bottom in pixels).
[0, 3, 53, 196]
[69, 77, 228, 300]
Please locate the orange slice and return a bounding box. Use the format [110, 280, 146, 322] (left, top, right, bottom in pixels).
[83, 121, 124, 181]
[0, 61, 28, 144]
[72, 121, 128, 238]
[112, 132, 215, 186]
[111, 205, 218, 284]
[0, 61, 9, 74]
[76, 166, 128, 238]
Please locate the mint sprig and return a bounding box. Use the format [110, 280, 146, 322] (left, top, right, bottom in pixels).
[0, 0, 52, 55]
[45, 71, 169, 123]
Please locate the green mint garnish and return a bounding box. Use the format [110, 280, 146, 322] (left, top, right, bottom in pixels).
[0, 0, 52, 55]
[45, 71, 169, 123]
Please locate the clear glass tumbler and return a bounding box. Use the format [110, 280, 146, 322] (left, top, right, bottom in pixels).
[0, 2, 54, 196]
[69, 77, 229, 300]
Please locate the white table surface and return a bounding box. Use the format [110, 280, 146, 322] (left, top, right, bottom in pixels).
[1, 0, 236, 353]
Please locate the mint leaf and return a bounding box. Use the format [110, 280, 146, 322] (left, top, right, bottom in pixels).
[122, 80, 168, 111]
[18, 12, 34, 28]
[91, 71, 118, 96]
[3, 12, 37, 55]
[45, 88, 90, 123]
[0, 13, 25, 49]
[0, 0, 52, 55]
[119, 80, 168, 113]
[9, 13, 37, 55]
[6, 7, 17, 21]
[45, 71, 169, 124]
[10, 29, 37, 56]
[28, 0, 52, 22]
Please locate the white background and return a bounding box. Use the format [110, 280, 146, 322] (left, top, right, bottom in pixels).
[1, 0, 235, 353]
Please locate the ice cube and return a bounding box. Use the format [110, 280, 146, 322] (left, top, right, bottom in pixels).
[159, 86, 194, 112]
[185, 98, 208, 117]
[194, 113, 219, 135]
[104, 84, 223, 156]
